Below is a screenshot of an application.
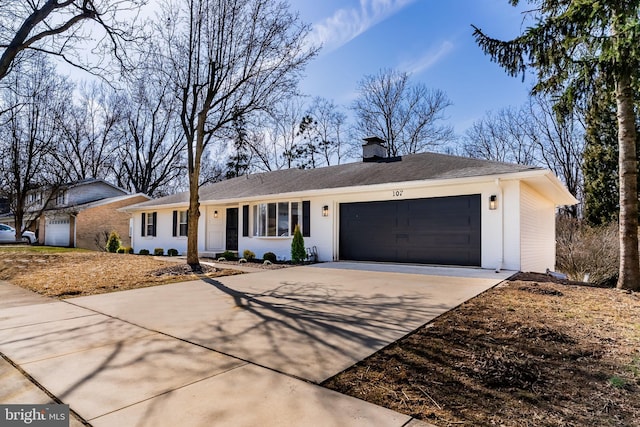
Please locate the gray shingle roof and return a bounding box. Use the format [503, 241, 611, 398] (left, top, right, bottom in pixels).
[133, 152, 540, 208]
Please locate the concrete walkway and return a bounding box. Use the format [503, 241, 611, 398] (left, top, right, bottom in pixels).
[0, 264, 512, 426]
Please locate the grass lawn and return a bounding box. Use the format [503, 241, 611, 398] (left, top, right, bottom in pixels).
[0, 246, 243, 298]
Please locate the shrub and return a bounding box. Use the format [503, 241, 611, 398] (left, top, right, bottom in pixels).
[242, 249, 256, 261]
[219, 250, 237, 260]
[106, 231, 121, 253]
[291, 224, 305, 264]
[167, 248, 179, 256]
[556, 216, 619, 286]
[154, 248, 164, 256]
[263, 251, 277, 263]
[139, 249, 150, 255]
[116, 247, 125, 254]
[125, 247, 134, 254]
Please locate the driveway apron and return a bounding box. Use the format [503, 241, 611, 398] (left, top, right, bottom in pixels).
[0, 265, 511, 426]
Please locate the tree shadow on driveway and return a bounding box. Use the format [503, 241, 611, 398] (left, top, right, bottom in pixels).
[194, 276, 452, 382]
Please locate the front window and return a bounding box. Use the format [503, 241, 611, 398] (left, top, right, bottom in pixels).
[253, 202, 300, 237]
[146, 212, 155, 236]
[179, 210, 188, 236]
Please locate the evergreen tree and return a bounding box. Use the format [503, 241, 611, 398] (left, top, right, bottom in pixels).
[473, 0, 640, 291]
[583, 86, 619, 226]
[291, 224, 305, 264]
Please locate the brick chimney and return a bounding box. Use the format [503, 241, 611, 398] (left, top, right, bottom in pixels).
[362, 136, 387, 162]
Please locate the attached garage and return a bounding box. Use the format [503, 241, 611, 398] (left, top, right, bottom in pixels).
[339, 195, 481, 266]
[45, 216, 70, 247]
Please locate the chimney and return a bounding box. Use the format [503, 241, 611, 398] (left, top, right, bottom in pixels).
[362, 136, 387, 162]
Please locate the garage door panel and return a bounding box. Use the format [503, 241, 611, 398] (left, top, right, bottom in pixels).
[340, 195, 481, 266]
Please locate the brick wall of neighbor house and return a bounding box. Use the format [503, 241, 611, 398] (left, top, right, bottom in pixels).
[75, 195, 149, 251]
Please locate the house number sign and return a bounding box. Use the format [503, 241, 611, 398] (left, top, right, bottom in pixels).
[392, 189, 404, 197]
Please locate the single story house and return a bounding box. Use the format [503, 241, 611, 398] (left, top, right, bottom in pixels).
[1, 178, 149, 250]
[123, 139, 577, 272]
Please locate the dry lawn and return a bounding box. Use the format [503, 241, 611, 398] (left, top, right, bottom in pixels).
[324, 273, 640, 427]
[0, 246, 243, 298]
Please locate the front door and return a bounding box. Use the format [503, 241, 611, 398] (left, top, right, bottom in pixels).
[206, 207, 224, 252]
[226, 208, 239, 251]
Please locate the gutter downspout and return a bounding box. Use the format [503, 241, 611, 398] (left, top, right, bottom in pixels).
[495, 178, 504, 273]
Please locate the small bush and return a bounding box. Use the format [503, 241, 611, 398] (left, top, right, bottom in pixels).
[116, 247, 125, 254]
[219, 250, 237, 260]
[167, 248, 179, 256]
[556, 216, 619, 286]
[139, 249, 150, 255]
[242, 249, 256, 261]
[263, 251, 277, 263]
[125, 247, 134, 254]
[291, 224, 305, 264]
[106, 231, 121, 253]
[154, 248, 164, 256]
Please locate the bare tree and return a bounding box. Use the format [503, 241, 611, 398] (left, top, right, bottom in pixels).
[462, 96, 584, 217]
[0, 55, 69, 239]
[265, 97, 307, 170]
[525, 95, 584, 217]
[298, 97, 347, 166]
[0, 0, 146, 81]
[115, 74, 186, 197]
[154, 0, 317, 268]
[53, 81, 123, 182]
[352, 69, 453, 157]
[463, 106, 538, 165]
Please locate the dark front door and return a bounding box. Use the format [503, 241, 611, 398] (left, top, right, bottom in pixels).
[226, 208, 239, 251]
[339, 195, 481, 266]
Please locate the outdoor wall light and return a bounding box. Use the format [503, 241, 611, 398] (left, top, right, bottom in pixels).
[322, 205, 329, 217]
[214, 210, 219, 218]
[489, 195, 498, 210]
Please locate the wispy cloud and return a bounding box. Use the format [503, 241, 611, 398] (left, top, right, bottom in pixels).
[309, 0, 417, 54]
[398, 41, 455, 75]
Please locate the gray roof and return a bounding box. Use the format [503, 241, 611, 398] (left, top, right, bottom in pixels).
[132, 152, 541, 209]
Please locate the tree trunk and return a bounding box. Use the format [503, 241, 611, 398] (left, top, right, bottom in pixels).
[186, 173, 201, 270]
[615, 72, 640, 291]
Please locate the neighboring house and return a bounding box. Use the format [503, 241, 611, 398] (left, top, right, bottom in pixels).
[122, 138, 577, 273]
[0, 179, 149, 250]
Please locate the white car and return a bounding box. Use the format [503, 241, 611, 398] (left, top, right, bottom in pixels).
[0, 223, 36, 244]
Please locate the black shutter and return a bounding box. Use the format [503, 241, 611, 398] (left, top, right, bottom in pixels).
[152, 212, 158, 236]
[242, 205, 249, 237]
[141, 213, 146, 237]
[302, 201, 310, 237]
[172, 211, 177, 237]
[185, 210, 188, 235]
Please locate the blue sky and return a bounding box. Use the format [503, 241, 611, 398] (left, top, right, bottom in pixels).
[290, 0, 535, 134]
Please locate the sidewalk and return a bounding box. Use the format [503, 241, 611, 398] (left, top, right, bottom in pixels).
[0, 279, 435, 427]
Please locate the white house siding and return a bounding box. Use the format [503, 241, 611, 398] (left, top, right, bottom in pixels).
[127, 176, 567, 272]
[130, 207, 199, 255]
[500, 180, 522, 272]
[520, 183, 556, 272]
[235, 197, 333, 262]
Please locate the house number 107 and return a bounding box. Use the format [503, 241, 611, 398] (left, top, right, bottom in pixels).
[392, 190, 403, 197]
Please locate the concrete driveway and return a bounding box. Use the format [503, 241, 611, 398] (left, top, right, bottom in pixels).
[0, 263, 512, 426]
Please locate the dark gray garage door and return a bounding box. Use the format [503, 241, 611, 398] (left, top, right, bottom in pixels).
[339, 195, 481, 266]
